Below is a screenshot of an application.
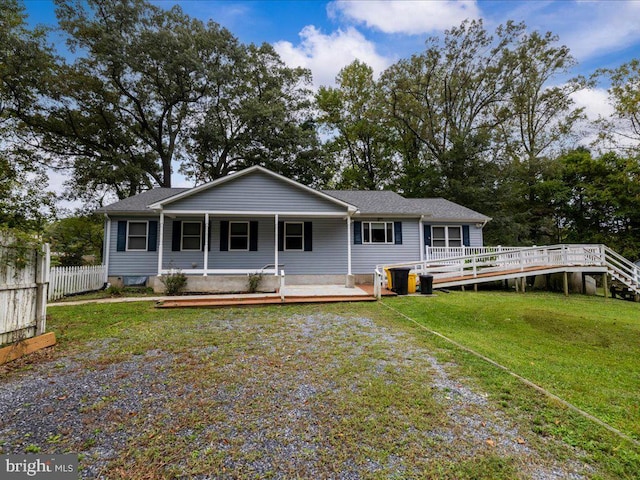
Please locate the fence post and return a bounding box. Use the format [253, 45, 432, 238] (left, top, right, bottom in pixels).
[35, 244, 50, 335]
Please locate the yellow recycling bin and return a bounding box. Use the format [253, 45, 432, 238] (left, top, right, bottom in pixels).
[384, 268, 392, 289]
[408, 273, 417, 294]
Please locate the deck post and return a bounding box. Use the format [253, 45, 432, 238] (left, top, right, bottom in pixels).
[563, 271, 569, 296]
[521, 277, 526, 293]
[581, 272, 586, 295]
[603, 273, 608, 298]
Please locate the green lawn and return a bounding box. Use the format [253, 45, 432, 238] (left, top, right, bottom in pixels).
[11, 293, 640, 478]
[386, 292, 640, 442]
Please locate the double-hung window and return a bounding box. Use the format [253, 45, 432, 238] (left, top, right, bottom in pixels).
[284, 222, 304, 251]
[181, 222, 202, 251]
[363, 222, 394, 244]
[127, 221, 148, 251]
[229, 222, 249, 251]
[432, 226, 462, 247]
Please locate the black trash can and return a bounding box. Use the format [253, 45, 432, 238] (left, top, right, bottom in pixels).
[389, 267, 412, 295]
[419, 274, 434, 295]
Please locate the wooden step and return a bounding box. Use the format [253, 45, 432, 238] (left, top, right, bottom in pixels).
[156, 295, 377, 308]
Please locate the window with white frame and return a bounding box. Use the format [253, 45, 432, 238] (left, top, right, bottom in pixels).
[127, 221, 148, 251]
[229, 222, 249, 250]
[181, 221, 202, 251]
[363, 222, 394, 244]
[284, 222, 303, 250]
[432, 226, 462, 247]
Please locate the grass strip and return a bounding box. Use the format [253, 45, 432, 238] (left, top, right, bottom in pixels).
[380, 299, 640, 448]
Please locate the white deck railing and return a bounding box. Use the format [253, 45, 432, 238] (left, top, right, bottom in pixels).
[375, 244, 640, 298]
[425, 246, 523, 261]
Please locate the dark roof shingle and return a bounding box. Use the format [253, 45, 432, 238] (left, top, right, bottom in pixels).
[99, 188, 189, 213]
[323, 190, 490, 221]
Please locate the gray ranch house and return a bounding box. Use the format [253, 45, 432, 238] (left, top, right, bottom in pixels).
[100, 166, 491, 292]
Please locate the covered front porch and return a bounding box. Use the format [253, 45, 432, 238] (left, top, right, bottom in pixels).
[150, 211, 357, 289]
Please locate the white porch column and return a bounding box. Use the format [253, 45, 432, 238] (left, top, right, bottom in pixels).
[157, 212, 165, 276]
[274, 214, 279, 276]
[347, 216, 352, 275]
[203, 213, 209, 276]
[103, 216, 111, 282]
[419, 216, 424, 262]
[346, 215, 354, 287]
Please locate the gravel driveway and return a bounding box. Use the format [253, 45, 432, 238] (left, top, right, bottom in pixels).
[0, 307, 592, 478]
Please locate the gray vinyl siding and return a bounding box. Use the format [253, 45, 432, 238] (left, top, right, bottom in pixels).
[107, 216, 159, 277]
[469, 224, 483, 246]
[352, 219, 421, 273]
[276, 218, 347, 275]
[161, 217, 347, 275]
[166, 170, 346, 213]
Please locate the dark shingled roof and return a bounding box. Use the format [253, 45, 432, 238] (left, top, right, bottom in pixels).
[99, 188, 189, 213]
[323, 190, 490, 221]
[406, 198, 491, 222]
[99, 184, 490, 222]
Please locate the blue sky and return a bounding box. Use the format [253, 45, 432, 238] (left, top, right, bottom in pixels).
[21, 0, 640, 199]
[22, 0, 640, 117]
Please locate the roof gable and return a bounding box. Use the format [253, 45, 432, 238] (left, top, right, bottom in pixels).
[149, 166, 356, 213]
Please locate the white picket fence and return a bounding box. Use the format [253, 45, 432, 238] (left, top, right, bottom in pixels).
[48, 265, 107, 301]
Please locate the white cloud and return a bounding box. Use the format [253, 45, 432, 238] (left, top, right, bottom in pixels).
[557, 1, 640, 61]
[570, 87, 613, 121]
[328, 0, 480, 35]
[273, 25, 392, 88]
[488, 0, 640, 64]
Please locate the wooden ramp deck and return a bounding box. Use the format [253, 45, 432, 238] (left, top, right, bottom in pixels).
[432, 264, 608, 289]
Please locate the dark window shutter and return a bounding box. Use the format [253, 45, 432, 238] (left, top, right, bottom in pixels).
[462, 225, 470, 247]
[278, 221, 284, 251]
[423, 224, 432, 247]
[304, 222, 312, 251]
[172, 220, 182, 252]
[220, 221, 229, 251]
[148, 220, 158, 252]
[249, 221, 259, 251]
[353, 221, 362, 245]
[394, 221, 403, 245]
[117, 221, 127, 251]
[201, 222, 206, 251]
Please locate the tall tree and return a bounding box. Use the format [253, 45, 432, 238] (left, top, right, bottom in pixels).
[38, 0, 240, 199]
[182, 43, 328, 188]
[492, 31, 585, 245]
[0, 0, 57, 229]
[316, 60, 395, 190]
[558, 148, 640, 259]
[379, 20, 524, 210]
[601, 59, 640, 154]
